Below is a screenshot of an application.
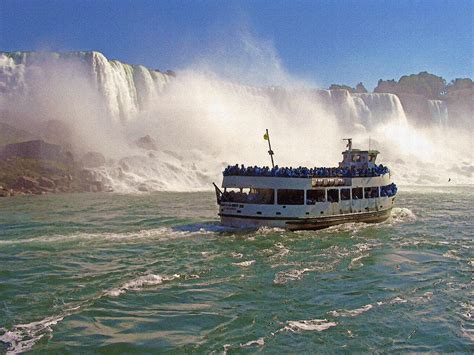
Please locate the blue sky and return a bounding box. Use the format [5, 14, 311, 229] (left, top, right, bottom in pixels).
[1, 0, 472, 89]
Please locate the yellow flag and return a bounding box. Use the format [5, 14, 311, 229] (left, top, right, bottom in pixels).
[263, 132, 269, 140]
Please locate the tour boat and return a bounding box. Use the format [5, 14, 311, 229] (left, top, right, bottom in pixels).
[213, 136, 397, 230]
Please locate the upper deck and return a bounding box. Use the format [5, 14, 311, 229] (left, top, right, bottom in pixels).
[222, 163, 390, 188]
[222, 174, 391, 189]
[222, 138, 389, 189]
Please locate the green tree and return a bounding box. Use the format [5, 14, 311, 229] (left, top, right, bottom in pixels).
[446, 78, 473, 93]
[374, 72, 447, 99]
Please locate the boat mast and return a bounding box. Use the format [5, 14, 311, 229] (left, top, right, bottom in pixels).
[264, 129, 275, 168]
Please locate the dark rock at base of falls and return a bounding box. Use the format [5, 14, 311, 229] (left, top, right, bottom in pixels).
[81, 151, 106, 168]
[134, 135, 158, 151]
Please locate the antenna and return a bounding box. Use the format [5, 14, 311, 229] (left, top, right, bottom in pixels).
[369, 136, 371, 151]
[264, 129, 275, 168]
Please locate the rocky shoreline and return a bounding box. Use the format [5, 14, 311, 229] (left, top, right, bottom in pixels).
[0, 139, 111, 198]
[0, 172, 109, 197]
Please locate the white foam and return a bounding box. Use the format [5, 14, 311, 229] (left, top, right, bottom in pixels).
[273, 267, 314, 285]
[0, 305, 80, 354]
[232, 260, 255, 267]
[282, 319, 337, 332]
[255, 226, 285, 235]
[348, 254, 370, 270]
[328, 304, 373, 317]
[0, 226, 215, 246]
[324, 222, 368, 233]
[105, 273, 180, 297]
[240, 337, 265, 347]
[443, 250, 461, 260]
[459, 302, 473, 341]
[388, 207, 416, 224]
[389, 296, 408, 304]
[270, 242, 290, 259]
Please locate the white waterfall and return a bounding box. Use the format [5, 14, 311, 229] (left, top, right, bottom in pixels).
[428, 100, 449, 125]
[0, 51, 470, 189]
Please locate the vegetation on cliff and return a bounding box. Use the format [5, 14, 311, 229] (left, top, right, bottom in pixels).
[374, 72, 473, 100]
[329, 82, 368, 93]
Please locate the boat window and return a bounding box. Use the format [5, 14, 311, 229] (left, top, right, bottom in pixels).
[352, 187, 363, 199]
[364, 187, 379, 198]
[306, 189, 326, 204]
[327, 189, 339, 203]
[277, 189, 304, 205]
[352, 154, 361, 162]
[222, 188, 274, 204]
[340, 188, 351, 200]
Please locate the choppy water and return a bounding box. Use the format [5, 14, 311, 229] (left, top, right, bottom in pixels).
[0, 187, 472, 353]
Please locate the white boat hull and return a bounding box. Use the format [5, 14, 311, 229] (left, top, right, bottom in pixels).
[220, 208, 392, 231]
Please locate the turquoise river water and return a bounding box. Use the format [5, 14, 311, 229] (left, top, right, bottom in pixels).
[0, 186, 472, 353]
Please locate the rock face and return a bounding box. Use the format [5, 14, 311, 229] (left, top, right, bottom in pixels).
[13, 176, 39, 190]
[0, 122, 38, 147]
[1, 140, 70, 162]
[134, 135, 158, 151]
[81, 152, 106, 168]
[79, 169, 105, 192]
[0, 139, 112, 197]
[38, 177, 55, 188]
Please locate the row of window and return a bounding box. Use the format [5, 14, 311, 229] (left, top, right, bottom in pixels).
[223, 185, 393, 205]
[278, 187, 380, 205]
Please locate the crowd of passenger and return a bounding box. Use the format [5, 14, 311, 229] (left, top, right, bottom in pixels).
[223, 164, 389, 178]
[380, 183, 397, 197]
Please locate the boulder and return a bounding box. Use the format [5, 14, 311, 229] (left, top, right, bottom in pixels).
[38, 186, 54, 193]
[3, 140, 66, 162]
[38, 176, 55, 188]
[13, 176, 39, 190]
[90, 181, 104, 192]
[79, 169, 98, 182]
[81, 152, 106, 168]
[134, 135, 158, 151]
[138, 184, 148, 192]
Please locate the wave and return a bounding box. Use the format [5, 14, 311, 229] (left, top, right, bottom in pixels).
[348, 254, 370, 270]
[328, 304, 373, 317]
[240, 337, 265, 348]
[0, 226, 219, 246]
[459, 302, 474, 341]
[223, 289, 434, 352]
[387, 207, 417, 224]
[273, 267, 316, 285]
[105, 273, 180, 297]
[0, 270, 189, 353]
[231, 260, 256, 267]
[0, 306, 80, 354]
[280, 319, 338, 332]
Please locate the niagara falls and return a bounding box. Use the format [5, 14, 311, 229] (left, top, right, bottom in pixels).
[0, 0, 472, 353]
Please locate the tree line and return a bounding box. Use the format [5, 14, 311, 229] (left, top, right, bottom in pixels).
[329, 72, 473, 100]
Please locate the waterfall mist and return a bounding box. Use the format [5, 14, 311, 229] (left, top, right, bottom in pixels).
[0, 47, 471, 191]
